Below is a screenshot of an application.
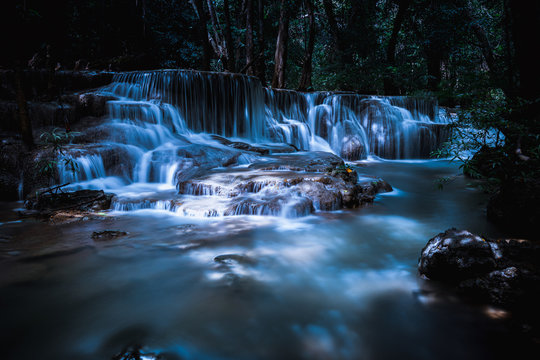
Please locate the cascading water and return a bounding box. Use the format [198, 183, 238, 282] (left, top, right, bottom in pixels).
[57, 69, 450, 217]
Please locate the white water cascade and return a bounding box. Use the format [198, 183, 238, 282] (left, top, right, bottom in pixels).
[57, 70, 450, 217]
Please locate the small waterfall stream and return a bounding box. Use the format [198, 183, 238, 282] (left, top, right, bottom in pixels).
[57, 70, 450, 217]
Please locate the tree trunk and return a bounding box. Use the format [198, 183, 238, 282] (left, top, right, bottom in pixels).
[384, 0, 411, 95]
[298, 0, 315, 91]
[223, 0, 235, 72]
[256, 0, 266, 85]
[191, 0, 212, 70]
[206, 0, 228, 67]
[245, 0, 255, 75]
[15, 68, 34, 150]
[272, 0, 290, 89]
[424, 0, 443, 92]
[464, 3, 503, 90]
[322, 0, 341, 54]
[425, 44, 442, 92]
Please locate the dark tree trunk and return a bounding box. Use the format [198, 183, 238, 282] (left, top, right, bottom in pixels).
[384, 0, 411, 95]
[15, 68, 34, 150]
[245, 0, 255, 75]
[424, 0, 443, 92]
[206, 0, 228, 67]
[322, 0, 341, 54]
[272, 0, 290, 89]
[464, 3, 503, 90]
[425, 44, 442, 92]
[298, 0, 315, 91]
[224, 0, 236, 72]
[256, 0, 266, 85]
[191, 0, 212, 70]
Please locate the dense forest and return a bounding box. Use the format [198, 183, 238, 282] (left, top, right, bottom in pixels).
[2, 0, 538, 233]
[2, 0, 537, 97]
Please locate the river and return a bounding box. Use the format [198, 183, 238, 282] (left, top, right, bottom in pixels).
[2, 158, 532, 360]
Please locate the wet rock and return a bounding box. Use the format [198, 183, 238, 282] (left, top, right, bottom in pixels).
[225, 194, 314, 216]
[358, 178, 393, 195]
[210, 134, 298, 154]
[173, 143, 243, 183]
[418, 228, 540, 309]
[249, 151, 344, 172]
[340, 135, 367, 161]
[326, 164, 358, 184]
[112, 345, 161, 360]
[25, 189, 113, 212]
[459, 267, 522, 307]
[64, 143, 139, 179]
[214, 254, 257, 265]
[61, 92, 116, 119]
[418, 228, 498, 282]
[92, 230, 128, 241]
[179, 168, 391, 217]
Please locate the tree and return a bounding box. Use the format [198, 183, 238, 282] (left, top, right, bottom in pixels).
[190, 0, 212, 70]
[255, 0, 267, 85]
[245, 0, 255, 75]
[297, 0, 315, 91]
[272, 0, 290, 88]
[384, 0, 411, 95]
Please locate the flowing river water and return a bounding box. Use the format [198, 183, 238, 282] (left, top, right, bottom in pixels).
[0, 71, 531, 359]
[2, 159, 531, 360]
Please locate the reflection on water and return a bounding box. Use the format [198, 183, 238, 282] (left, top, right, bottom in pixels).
[0, 160, 531, 359]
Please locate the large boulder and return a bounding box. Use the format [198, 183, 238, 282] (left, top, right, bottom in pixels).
[419, 228, 540, 309]
[418, 228, 498, 282]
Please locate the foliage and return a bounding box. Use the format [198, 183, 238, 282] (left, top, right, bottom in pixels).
[37, 128, 80, 181]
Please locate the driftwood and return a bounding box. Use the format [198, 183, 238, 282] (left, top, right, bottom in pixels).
[37, 183, 70, 196]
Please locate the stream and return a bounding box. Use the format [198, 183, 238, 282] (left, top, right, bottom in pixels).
[2, 159, 530, 360]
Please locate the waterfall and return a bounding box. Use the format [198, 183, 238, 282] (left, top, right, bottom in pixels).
[56, 69, 450, 217]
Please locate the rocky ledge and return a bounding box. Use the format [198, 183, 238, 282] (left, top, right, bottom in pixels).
[22, 188, 114, 223]
[418, 228, 540, 311]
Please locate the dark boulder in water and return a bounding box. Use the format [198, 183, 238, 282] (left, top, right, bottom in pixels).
[419, 229, 498, 282]
[419, 228, 540, 309]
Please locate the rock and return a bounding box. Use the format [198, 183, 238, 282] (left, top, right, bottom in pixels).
[249, 151, 344, 172]
[214, 254, 256, 265]
[418, 228, 498, 282]
[418, 228, 540, 310]
[225, 194, 314, 217]
[92, 230, 128, 241]
[174, 143, 243, 183]
[459, 267, 522, 307]
[340, 135, 367, 161]
[25, 189, 114, 212]
[210, 134, 298, 154]
[178, 167, 391, 217]
[326, 164, 358, 184]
